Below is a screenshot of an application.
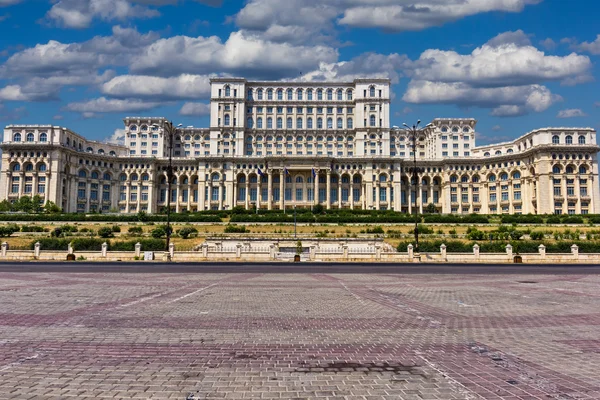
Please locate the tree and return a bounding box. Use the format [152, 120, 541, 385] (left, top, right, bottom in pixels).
[0, 200, 11, 212]
[296, 240, 303, 256]
[151, 226, 166, 238]
[44, 201, 61, 214]
[97, 227, 114, 238]
[16, 196, 33, 213]
[177, 226, 198, 239]
[31, 195, 43, 213]
[425, 203, 437, 214]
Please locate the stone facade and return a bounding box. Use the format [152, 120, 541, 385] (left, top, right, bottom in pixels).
[1, 78, 599, 214]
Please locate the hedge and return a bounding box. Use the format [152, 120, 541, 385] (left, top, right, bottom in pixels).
[30, 238, 166, 251]
[109, 239, 166, 251]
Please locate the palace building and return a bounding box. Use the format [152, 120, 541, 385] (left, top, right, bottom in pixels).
[1, 78, 599, 215]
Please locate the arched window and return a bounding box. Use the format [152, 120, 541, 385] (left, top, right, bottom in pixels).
[78, 170, 87, 178]
[287, 89, 293, 100]
[512, 172, 521, 179]
[337, 89, 343, 101]
[369, 115, 376, 127]
[484, 152, 490, 157]
[257, 89, 263, 100]
[489, 174, 496, 182]
[507, 149, 514, 153]
[579, 135, 586, 144]
[552, 165, 561, 174]
[277, 89, 283, 100]
[91, 171, 99, 179]
[247, 117, 253, 128]
[307, 89, 313, 100]
[141, 125, 148, 131]
[287, 117, 293, 129]
[450, 175, 458, 183]
[495, 150, 502, 155]
[327, 118, 333, 129]
[39, 164, 47, 172]
[297, 89, 303, 100]
[225, 85, 231, 97]
[257, 117, 263, 129]
[12, 164, 20, 172]
[212, 173, 220, 181]
[26, 133, 34, 142]
[86, 147, 93, 153]
[317, 89, 323, 100]
[297, 118, 303, 129]
[380, 175, 387, 182]
[130, 173, 138, 181]
[267, 89, 273, 100]
[347, 90, 353, 100]
[579, 166, 587, 174]
[39, 133, 47, 142]
[277, 117, 283, 129]
[566, 166, 574, 174]
[224, 114, 230, 126]
[337, 118, 343, 129]
[369, 86, 375, 97]
[97, 149, 104, 154]
[315, 118, 322, 129]
[461, 175, 468, 183]
[25, 163, 33, 171]
[500, 173, 508, 181]
[327, 89, 333, 100]
[347, 118, 353, 129]
[120, 174, 127, 181]
[552, 135, 560, 144]
[109, 151, 116, 156]
[103, 173, 111, 180]
[13, 132, 21, 142]
[267, 117, 273, 129]
[565, 135, 573, 144]
[296, 176, 303, 183]
[472, 175, 480, 183]
[307, 118, 313, 129]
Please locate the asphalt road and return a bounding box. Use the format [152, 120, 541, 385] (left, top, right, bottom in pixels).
[0, 261, 599, 274]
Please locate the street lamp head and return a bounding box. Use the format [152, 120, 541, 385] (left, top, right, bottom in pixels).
[176, 123, 183, 127]
[417, 120, 421, 126]
[402, 123, 409, 128]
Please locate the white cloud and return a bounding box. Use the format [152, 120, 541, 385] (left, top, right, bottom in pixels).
[66, 97, 161, 113]
[53, 115, 64, 120]
[0, 0, 22, 6]
[595, 102, 600, 108]
[179, 102, 211, 116]
[570, 35, 600, 55]
[131, 31, 338, 78]
[492, 125, 502, 131]
[104, 128, 126, 145]
[46, 0, 160, 29]
[101, 74, 212, 100]
[539, 38, 557, 50]
[557, 109, 587, 118]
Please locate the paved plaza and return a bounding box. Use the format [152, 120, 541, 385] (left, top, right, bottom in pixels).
[1, 267, 600, 399]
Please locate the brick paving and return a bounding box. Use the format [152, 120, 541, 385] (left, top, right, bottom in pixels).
[1, 272, 600, 399]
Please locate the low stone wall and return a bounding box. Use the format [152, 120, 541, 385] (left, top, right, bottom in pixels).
[0, 240, 593, 263]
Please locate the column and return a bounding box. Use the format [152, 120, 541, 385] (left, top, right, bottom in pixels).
[561, 176, 567, 215]
[326, 170, 331, 210]
[18, 172, 24, 197]
[4, 172, 11, 200]
[245, 179, 250, 210]
[428, 185, 433, 209]
[218, 183, 223, 210]
[362, 184, 366, 210]
[575, 177, 581, 214]
[314, 170, 319, 206]
[407, 185, 412, 214]
[279, 170, 284, 210]
[350, 182, 354, 209]
[418, 183, 423, 214]
[175, 182, 181, 213]
[148, 180, 155, 213]
[137, 182, 142, 212]
[208, 183, 213, 210]
[257, 181, 261, 210]
[125, 183, 131, 213]
[338, 181, 342, 209]
[32, 173, 38, 197]
[375, 183, 380, 210]
[267, 170, 273, 210]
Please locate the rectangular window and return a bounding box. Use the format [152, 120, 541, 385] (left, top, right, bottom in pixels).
[295, 188, 303, 201]
[451, 194, 457, 202]
[501, 192, 509, 201]
[250, 188, 257, 202]
[285, 188, 292, 201]
[567, 186, 575, 196]
[461, 194, 468, 203]
[554, 187, 561, 196]
[514, 191, 521, 200]
[379, 188, 387, 202]
[490, 194, 497, 202]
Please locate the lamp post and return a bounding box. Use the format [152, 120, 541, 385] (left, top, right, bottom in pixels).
[294, 205, 297, 238]
[152, 121, 182, 261]
[402, 120, 432, 253]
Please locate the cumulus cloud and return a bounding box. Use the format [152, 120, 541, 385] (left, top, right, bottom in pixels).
[569, 35, 600, 55]
[539, 38, 557, 50]
[66, 97, 161, 113]
[131, 31, 338, 78]
[557, 109, 587, 118]
[235, 0, 543, 43]
[401, 30, 589, 116]
[101, 74, 212, 100]
[104, 128, 126, 145]
[45, 0, 160, 29]
[179, 102, 211, 116]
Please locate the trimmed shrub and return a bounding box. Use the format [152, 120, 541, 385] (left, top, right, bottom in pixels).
[20, 225, 46, 233]
[97, 227, 114, 238]
[224, 224, 247, 233]
[71, 238, 105, 251]
[366, 226, 385, 234]
[151, 227, 167, 238]
[128, 226, 143, 235]
[110, 239, 166, 251]
[177, 226, 198, 239]
[32, 238, 70, 250]
[529, 231, 544, 240]
[111, 225, 121, 233]
[0, 224, 19, 237]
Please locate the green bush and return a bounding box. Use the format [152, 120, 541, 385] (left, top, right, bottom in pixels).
[0, 224, 19, 237]
[224, 224, 247, 233]
[32, 237, 70, 250]
[466, 227, 486, 241]
[411, 224, 434, 235]
[128, 226, 143, 235]
[110, 239, 166, 251]
[530, 231, 544, 240]
[97, 227, 114, 238]
[151, 227, 167, 238]
[366, 226, 384, 234]
[177, 226, 198, 239]
[111, 225, 121, 233]
[71, 238, 105, 251]
[20, 225, 46, 233]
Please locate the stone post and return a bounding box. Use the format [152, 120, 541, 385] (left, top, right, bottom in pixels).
[538, 244, 546, 259]
[135, 242, 141, 258]
[375, 244, 382, 260]
[309, 245, 316, 261]
[473, 244, 480, 260]
[101, 242, 108, 257]
[342, 244, 349, 260]
[440, 243, 447, 259]
[236, 243, 242, 258]
[202, 243, 208, 258]
[68, 242, 73, 255]
[34, 242, 41, 258]
[571, 244, 579, 259]
[269, 244, 276, 260]
[506, 244, 513, 258]
[407, 244, 414, 259]
[1, 242, 7, 257]
[168, 242, 175, 259]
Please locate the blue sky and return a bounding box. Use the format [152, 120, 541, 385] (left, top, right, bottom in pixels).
[0, 0, 599, 145]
